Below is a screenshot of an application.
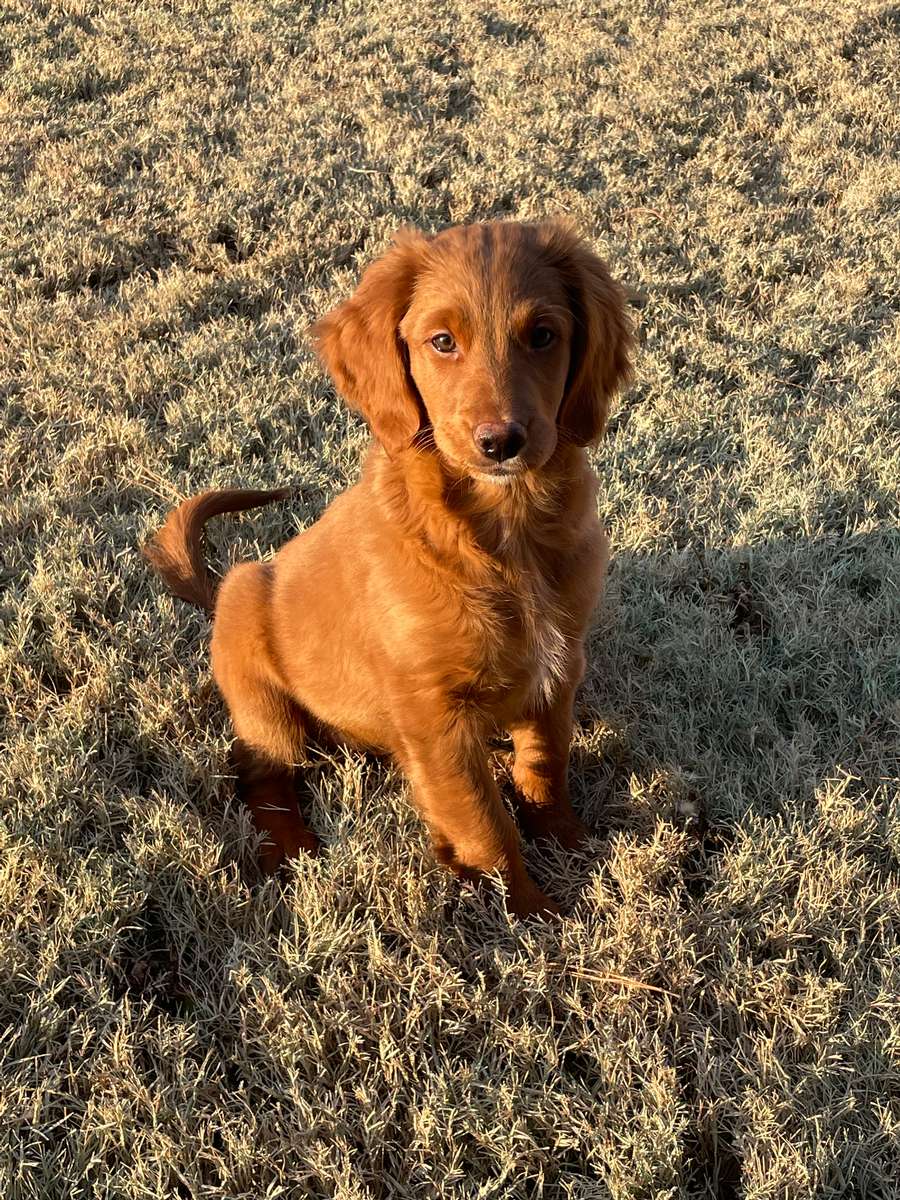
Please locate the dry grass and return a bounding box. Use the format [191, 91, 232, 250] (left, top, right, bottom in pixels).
[2, 1, 899, 1196]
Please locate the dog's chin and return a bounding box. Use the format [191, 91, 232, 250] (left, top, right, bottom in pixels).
[472, 467, 524, 486]
[435, 442, 549, 486]
[437, 448, 528, 485]
[467, 454, 536, 486]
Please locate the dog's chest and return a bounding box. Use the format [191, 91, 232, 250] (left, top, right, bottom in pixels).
[475, 566, 571, 710]
[524, 604, 569, 705]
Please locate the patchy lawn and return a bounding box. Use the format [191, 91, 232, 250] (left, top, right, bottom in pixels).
[1, 1, 898, 1196]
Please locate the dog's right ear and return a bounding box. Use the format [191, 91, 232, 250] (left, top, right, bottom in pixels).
[538, 220, 633, 447]
[312, 230, 428, 457]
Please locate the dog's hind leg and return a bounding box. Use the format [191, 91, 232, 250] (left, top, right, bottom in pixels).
[212, 563, 319, 872]
[230, 735, 319, 874]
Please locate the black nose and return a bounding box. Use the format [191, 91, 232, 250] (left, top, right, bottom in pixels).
[474, 421, 527, 462]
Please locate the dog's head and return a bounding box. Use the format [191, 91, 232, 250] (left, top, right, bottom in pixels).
[313, 220, 632, 482]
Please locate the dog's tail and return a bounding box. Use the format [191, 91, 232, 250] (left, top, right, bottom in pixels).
[144, 488, 289, 613]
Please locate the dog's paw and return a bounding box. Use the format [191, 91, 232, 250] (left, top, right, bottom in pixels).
[548, 813, 592, 851]
[518, 805, 592, 850]
[507, 882, 562, 920]
[260, 827, 321, 875]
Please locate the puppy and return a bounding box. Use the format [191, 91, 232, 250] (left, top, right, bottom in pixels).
[146, 220, 632, 916]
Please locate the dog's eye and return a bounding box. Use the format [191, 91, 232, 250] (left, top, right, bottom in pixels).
[431, 333, 457, 354]
[530, 326, 555, 350]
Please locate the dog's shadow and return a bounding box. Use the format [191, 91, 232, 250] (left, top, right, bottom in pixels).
[489, 734, 711, 917]
[509, 524, 897, 917]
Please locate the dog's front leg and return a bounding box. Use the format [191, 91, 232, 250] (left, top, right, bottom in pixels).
[508, 663, 591, 850]
[398, 706, 558, 918]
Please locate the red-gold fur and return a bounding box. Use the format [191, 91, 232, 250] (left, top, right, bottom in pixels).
[145, 220, 632, 916]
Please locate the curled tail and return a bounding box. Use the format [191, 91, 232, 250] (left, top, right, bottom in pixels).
[144, 487, 289, 613]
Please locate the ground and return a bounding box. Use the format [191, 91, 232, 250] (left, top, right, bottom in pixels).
[1, 1, 899, 1197]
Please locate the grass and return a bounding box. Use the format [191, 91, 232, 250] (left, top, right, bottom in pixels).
[1, 0, 899, 1196]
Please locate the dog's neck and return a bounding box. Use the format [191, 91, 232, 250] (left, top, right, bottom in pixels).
[370, 440, 596, 580]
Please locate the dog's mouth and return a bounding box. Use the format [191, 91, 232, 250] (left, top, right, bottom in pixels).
[470, 457, 528, 484]
[434, 442, 531, 485]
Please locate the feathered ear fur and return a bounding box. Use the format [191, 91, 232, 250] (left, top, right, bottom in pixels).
[312, 230, 429, 455]
[539, 221, 634, 446]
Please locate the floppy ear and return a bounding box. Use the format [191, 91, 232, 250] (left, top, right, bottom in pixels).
[541, 222, 634, 447]
[312, 230, 427, 456]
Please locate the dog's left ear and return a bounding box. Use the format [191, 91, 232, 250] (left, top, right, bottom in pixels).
[312, 229, 428, 456]
[540, 222, 634, 447]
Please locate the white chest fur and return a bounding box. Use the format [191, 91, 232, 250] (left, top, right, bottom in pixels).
[526, 605, 569, 706]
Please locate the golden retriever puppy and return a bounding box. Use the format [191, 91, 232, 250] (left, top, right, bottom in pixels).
[146, 220, 632, 916]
